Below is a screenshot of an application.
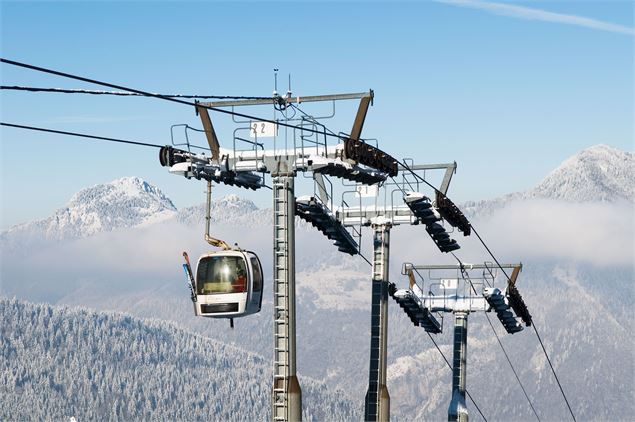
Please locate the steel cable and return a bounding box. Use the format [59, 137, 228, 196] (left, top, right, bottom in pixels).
[1, 122, 163, 149]
[1, 85, 272, 99]
[1, 58, 352, 142]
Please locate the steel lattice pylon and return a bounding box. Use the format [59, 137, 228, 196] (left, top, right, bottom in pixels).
[272, 171, 301, 421]
[364, 223, 391, 422]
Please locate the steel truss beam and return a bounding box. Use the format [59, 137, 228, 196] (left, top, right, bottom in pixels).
[404, 263, 522, 271]
[200, 91, 372, 108]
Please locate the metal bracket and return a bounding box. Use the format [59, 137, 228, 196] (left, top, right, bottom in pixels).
[195, 102, 220, 160]
[313, 172, 329, 206]
[508, 264, 522, 287]
[350, 90, 373, 141]
[439, 161, 457, 195]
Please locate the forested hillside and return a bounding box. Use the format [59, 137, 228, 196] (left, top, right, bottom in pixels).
[0, 298, 356, 421]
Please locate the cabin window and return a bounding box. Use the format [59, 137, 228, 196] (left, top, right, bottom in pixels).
[251, 257, 263, 292]
[197, 256, 247, 294]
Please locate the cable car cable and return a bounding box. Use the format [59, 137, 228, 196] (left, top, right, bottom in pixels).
[0, 58, 359, 142]
[468, 226, 576, 422]
[452, 254, 541, 421]
[1, 122, 164, 149]
[398, 160, 441, 193]
[398, 158, 575, 421]
[358, 253, 373, 267]
[483, 311, 541, 421]
[393, 161, 539, 420]
[3, 119, 366, 266]
[288, 103, 339, 137]
[531, 323, 577, 421]
[0, 85, 273, 100]
[426, 332, 488, 422]
[345, 187, 491, 418]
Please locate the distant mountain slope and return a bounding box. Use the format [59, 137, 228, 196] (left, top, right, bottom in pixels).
[0, 178, 274, 252]
[1, 177, 176, 247]
[177, 194, 269, 227]
[0, 298, 356, 421]
[3, 144, 631, 244]
[49, 261, 634, 421]
[531, 144, 633, 202]
[463, 144, 633, 216]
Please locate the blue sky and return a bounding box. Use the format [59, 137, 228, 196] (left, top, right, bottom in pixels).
[1, 0, 633, 229]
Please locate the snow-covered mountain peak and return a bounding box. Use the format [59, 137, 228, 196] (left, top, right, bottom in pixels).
[176, 194, 262, 226]
[460, 144, 632, 217]
[214, 193, 259, 211]
[530, 144, 633, 202]
[69, 176, 176, 209]
[1, 177, 177, 246]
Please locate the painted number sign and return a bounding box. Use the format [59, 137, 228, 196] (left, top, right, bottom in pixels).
[356, 184, 379, 198]
[250, 121, 278, 138]
[440, 279, 458, 290]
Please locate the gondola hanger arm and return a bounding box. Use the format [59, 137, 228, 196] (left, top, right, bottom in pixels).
[205, 233, 232, 250]
[205, 180, 232, 250]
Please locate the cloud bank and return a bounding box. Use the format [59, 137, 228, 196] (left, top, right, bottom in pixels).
[390, 198, 633, 271]
[2, 198, 632, 305]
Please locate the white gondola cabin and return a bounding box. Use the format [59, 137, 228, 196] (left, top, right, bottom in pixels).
[191, 249, 263, 318]
[181, 180, 264, 323]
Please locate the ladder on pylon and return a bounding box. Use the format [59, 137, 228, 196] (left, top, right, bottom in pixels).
[272, 176, 291, 421]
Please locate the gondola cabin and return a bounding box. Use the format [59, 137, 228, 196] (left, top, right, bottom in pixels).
[193, 250, 263, 318]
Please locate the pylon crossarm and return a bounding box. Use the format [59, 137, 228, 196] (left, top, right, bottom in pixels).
[200, 91, 372, 108]
[424, 295, 489, 313]
[160, 145, 390, 186]
[338, 205, 417, 227]
[406, 263, 522, 271]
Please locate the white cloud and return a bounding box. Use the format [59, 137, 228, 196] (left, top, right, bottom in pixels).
[469, 199, 634, 266]
[2, 199, 632, 304]
[439, 0, 635, 36]
[0, 216, 357, 300]
[388, 198, 633, 270]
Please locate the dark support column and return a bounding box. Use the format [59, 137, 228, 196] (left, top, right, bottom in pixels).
[448, 312, 469, 422]
[365, 223, 391, 422]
